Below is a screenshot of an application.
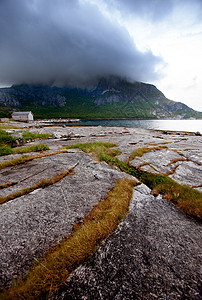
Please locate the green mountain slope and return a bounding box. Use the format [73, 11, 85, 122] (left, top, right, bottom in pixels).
[0, 76, 201, 119]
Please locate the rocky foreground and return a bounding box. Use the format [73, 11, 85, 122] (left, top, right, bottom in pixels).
[53, 184, 201, 300]
[0, 121, 201, 299]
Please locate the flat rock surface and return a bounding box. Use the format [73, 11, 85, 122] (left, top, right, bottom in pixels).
[0, 152, 129, 289]
[170, 161, 202, 188]
[131, 148, 182, 173]
[40, 126, 202, 190]
[0, 124, 201, 295]
[0, 152, 80, 197]
[53, 184, 202, 300]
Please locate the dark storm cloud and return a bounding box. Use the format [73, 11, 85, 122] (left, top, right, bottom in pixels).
[0, 0, 163, 87]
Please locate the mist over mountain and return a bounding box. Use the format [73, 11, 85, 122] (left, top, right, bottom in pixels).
[0, 0, 163, 88]
[0, 76, 201, 119]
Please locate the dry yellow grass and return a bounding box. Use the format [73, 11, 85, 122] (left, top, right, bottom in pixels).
[0, 168, 75, 205]
[99, 151, 202, 219]
[64, 142, 202, 219]
[147, 142, 170, 146]
[0, 150, 67, 170]
[152, 181, 202, 219]
[0, 182, 15, 189]
[166, 157, 187, 166]
[129, 145, 168, 161]
[2, 178, 136, 299]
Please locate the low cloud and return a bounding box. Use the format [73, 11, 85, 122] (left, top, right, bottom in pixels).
[0, 0, 163, 87]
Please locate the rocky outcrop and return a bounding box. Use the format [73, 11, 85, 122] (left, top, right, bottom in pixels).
[0, 89, 21, 107]
[0, 85, 67, 108]
[0, 123, 201, 297]
[53, 184, 202, 299]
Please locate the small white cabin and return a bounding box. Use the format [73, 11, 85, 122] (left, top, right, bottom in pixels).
[12, 111, 34, 122]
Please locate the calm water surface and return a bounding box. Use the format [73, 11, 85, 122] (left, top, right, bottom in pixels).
[69, 119, 202, 133]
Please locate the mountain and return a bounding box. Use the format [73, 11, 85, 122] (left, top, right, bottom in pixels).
[0, 76, 201, 119]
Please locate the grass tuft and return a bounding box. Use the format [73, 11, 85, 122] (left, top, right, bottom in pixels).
[65, 142, 120, 160]
[0, 130, 16, 152]
[0, 145, 13, 156]
[66, 141, 117, 153]
[1, 178, 136, 299]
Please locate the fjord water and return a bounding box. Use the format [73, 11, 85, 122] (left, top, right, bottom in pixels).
[69, 119, 202, 133]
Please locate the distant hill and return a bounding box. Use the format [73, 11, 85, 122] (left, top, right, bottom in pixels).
[0, 76, 201, 119]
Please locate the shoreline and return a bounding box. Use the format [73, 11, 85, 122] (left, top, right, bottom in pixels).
[1, 118, 201, 136]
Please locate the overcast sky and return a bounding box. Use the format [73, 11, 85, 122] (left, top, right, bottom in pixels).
[0, 0, 201, 111]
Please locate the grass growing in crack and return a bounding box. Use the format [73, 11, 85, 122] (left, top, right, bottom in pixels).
[13, 144, 49, 154]
[22, 132, 51, 142]
[151, 179, 202, 219]
[0, 150, 67, 170]
[100, 153, 202, 219]
[166, 157, 187, 166]
[1, 142, 201, 298]
[0, 169, 72, 205]
[129, 145, 168, 161]
[66, 142, 201, 219]
[0, 182, 16, 189]
[2, 178, 136, 299]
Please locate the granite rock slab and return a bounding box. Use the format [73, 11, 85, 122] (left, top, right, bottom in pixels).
[53, 184, 202, 299]
[0, 152, 131, 289]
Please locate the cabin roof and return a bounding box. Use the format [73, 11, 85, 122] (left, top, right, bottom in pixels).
[12, 111, 32, 116]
